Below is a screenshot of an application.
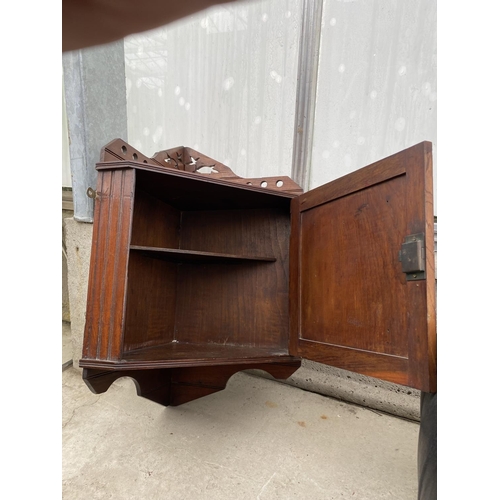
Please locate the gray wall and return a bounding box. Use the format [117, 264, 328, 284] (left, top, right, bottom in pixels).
[63, 42, 128, 221]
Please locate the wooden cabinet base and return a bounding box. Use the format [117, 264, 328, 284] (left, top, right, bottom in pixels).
[83, 361, 301, 407]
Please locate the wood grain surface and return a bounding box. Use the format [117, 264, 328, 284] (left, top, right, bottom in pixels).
[82, 142, 436, 400]
[290, 142, 436, 391]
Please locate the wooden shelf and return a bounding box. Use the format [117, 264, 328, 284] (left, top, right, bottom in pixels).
[124, 342, 289, 361]
[129, 245, 276, 263]
[80, 342, 294, 370]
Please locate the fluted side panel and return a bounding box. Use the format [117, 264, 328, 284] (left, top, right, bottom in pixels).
[83, 168, 135, 361]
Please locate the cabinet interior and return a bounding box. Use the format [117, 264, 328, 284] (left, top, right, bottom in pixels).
[82, 142, 436, 400]
[122, 169, 294, 364]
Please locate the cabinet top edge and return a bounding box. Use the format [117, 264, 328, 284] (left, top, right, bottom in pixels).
[96, 161, 299, 199]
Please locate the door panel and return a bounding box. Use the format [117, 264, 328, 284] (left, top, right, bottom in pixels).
[290, 142, 436, 391]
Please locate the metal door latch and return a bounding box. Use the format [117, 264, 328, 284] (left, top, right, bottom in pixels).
[399, 233, 425, 281]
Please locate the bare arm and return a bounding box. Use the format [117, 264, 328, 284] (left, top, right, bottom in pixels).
[63, 0, 236, 52]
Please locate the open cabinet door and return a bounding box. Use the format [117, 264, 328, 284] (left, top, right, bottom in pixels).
[289, 142, 436, 391]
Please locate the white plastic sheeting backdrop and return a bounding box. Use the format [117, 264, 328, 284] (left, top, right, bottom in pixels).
[124, 0, 301, 179]
[124, 0, 436, 207]
[311, 0, 437, 211]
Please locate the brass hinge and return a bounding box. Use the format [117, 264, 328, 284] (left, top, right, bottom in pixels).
[86, 187, 98, 199]
[399, 233, 425, 281]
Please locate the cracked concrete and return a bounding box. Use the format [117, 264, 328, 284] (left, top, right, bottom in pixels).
[63, 366, 420, 499]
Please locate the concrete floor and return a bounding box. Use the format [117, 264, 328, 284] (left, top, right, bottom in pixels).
[63, 321, 72, 368]
[62, 343, 420, 499]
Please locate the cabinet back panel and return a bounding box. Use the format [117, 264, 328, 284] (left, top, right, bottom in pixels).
[175, 261, 289, 348]
[130, 189, 181, 248]
[123, 251, 177, 351]
[180, 208, 290, 257]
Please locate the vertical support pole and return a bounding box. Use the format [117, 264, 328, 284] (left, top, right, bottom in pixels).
[63, 42, 128, 222]
[291, 0, 323, 191]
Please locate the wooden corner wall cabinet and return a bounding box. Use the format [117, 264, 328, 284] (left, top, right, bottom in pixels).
[81, 139, 436, 407]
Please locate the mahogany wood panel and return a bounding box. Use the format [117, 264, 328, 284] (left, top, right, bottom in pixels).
[300, 174, 409, 356]
[80, 352, 298, 371]
[110, 165, 294, 211]
[174, 207, 291, 349]
[123, 343, 290, 363]
[153, 145, 239, 177]
[83, 368, 172, 406]
[123, 188, 180, 352]
[228, 177, 302, 194]
[288, 197, 300, 358]
[180, 208, 289, 256]
[129, 189, 181, 248]
[129, 246, 276, 263]
[103, 137, 298, 200]
[152, 145, 303, 194]
[83, 361, 300, 407]
[168, 362, 301, 406]
[100, 138, 164, 167]
[296, 156, 406, 213]
[122, 251, 177, 352]
[405, 142, 436, 391]
[82, 141, 436, 406]
[175, 262, 289, 349]
[83, 168, 135, 362]
[297, 340, 409, 386]
[291, 142, 436, 392]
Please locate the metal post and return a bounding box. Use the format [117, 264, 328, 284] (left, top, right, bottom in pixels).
[63, 42, 128, 222]
[291, 0, 323, 191]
